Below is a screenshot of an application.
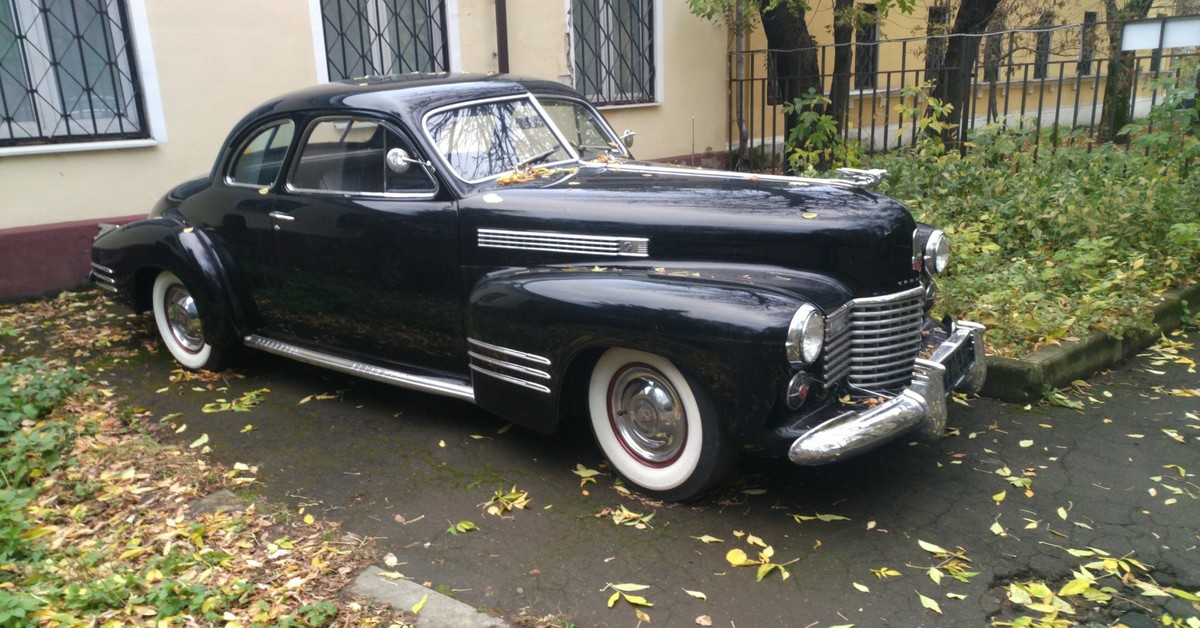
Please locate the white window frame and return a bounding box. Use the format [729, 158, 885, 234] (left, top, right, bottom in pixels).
[564, 0, 663, 110]
[307, 0, 460, 83]
[0, 0, 165, 157]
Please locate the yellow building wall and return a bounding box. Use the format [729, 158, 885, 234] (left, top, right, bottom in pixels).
[2, 0, 732, 233]
[0, 2, 318, 231]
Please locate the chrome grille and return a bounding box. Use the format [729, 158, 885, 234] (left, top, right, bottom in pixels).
[821, 287, 925, 391]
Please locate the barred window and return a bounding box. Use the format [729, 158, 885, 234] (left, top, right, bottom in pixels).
[854, 4, 879, 90]
[571, 0, 655, 106]
[321, 0, 448, 81]
[1, 0, 146, 147]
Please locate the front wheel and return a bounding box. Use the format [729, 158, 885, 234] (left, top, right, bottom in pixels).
[587, 348, 735, 501]
[151, 270, 230, 371]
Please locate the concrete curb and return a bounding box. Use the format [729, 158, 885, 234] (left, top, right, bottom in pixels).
[979, 283, 1198, 403]
[348, 566, 509, 628]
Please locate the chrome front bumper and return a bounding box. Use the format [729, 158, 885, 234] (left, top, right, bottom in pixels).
[788, 320, 986, 465]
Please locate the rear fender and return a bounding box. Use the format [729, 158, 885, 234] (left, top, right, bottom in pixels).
[466, 267, 814, 437]
[92, 217, 246, 347]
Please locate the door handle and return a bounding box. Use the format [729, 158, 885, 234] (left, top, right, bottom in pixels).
[268, 211, 295, 221]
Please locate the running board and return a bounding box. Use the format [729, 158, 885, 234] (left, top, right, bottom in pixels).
[244, 334, 475, 403]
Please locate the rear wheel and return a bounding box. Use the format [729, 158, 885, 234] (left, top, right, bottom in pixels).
[587, 348, 734, 501]
[151, 270, 229, 370]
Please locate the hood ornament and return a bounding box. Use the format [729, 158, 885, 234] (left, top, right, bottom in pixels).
[835, 168, 888, 188]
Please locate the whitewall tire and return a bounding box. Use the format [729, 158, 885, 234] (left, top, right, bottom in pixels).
[151, 270, 225, 370]
[587, 348, 733, 500]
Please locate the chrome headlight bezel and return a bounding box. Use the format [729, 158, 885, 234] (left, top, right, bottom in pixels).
[923, 229, 950, 274]
[786, 304, 824, 366]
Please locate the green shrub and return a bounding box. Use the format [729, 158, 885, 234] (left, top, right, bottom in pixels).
[0, 359, 88, 486]
[782, 88, 866, 173]
[870, 87, 1200, 355]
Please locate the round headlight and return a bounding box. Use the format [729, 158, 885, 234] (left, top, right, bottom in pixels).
[924, 230, 950, 274]
[786, 304, 824, 365]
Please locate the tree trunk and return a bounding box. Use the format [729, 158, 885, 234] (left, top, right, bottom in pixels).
[928, 0, 1000, 147]
[829, 0, 855, 137]
[1098, 0, 1154, 143]
[759, 0, 822, 171]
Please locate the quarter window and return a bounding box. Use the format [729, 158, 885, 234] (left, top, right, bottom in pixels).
[320, 0, 448, 80]
[570, 0, 655, 106]
[229, 121, 296, 187]
[0, 0, 146, 146]
[291, 118, 436, 195]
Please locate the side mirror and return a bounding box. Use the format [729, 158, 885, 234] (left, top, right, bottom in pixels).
[386, 148, 412, 174]
[620, 129, 636, 149]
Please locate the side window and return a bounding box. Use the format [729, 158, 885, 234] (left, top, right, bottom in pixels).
[290, 118, 436, 195]
[229, 121, 295, 187]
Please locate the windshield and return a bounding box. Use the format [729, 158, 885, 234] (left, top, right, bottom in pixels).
[424, 96, 624, 182]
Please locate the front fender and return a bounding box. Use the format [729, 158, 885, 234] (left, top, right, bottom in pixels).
[92, 217, 246, 348]
[466, 266, 825, 438]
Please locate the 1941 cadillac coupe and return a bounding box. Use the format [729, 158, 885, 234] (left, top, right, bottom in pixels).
[91, 74, 986, 500]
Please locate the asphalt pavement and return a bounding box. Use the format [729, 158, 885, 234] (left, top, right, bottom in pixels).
[98, 326, 1199, 627]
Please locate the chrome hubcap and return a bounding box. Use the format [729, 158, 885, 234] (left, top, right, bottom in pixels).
[164, 284, 204, 353]
[609, 365, 686, 465]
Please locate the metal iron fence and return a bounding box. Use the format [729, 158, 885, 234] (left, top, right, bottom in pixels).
[728, 18, 1200, 170]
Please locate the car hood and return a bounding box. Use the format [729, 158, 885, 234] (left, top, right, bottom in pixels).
[458, 163, 920, 299]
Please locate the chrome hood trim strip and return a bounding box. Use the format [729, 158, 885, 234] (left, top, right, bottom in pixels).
[478, 228, 648, 257]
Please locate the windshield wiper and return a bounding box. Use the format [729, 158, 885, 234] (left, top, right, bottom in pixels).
[514, 147, 560, 170]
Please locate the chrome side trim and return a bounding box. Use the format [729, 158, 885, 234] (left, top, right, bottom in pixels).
[478, 228, 648, 257]
[244, 334, 474, 402]
[90, 262, 119, 292]
[468, 338, 552, 365]
[468, 351, 551, 380]
[466, 338, 554, 395]
[470, 364, 552, 394]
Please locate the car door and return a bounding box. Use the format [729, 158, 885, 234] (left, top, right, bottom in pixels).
[262, 115, 465, 374]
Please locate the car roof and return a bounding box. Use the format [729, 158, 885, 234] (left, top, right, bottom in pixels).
[241, 73, 584, 126]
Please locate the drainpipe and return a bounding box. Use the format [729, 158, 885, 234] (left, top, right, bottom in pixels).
[734, 2, 748, 168]
[495, 0, 510, 73]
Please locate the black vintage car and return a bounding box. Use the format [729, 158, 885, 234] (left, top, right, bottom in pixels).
[91, 74, 985, 500]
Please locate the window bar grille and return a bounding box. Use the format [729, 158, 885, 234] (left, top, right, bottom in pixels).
[1, 0, 147, 147]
